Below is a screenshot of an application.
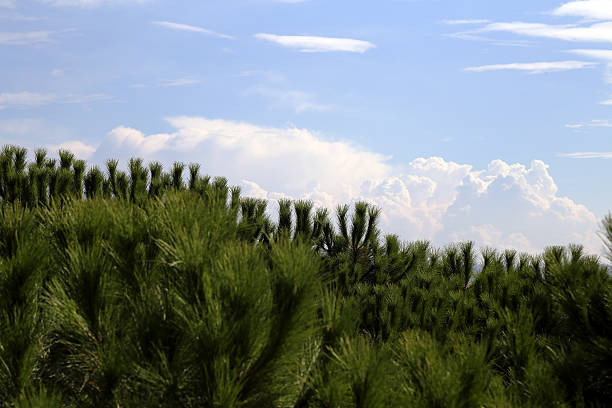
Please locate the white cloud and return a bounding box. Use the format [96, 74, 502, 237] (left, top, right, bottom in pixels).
[443, 19, 490, 25]
[447, 31, 532, 47]
[63, 93, 113, 103]
[0, 0, 15, 8]
[440, 160, 599, 252]
[0, 92, 112, 109]
[48, 140, 97, 159]
[38, 0, 150, 7]
[0, 12, 45, 21]
[84, 117, 600, 255]
[553, 0, 612, 20]
[481, 21, 612, 43]
[464, 61, 596, 73]
[160, 78, 202, 87]
[0, 31, 60, 45]
[558, 152, 612, 159]
[565, 119, 612, 127]
[245, 86, 333, 113]
[254, 33, 375, 53]
[568, 49, 612, 82]
[131, 78, 202, 88]
[0, 92, 57, 109]
[237, 70, 286, 82]
[152, 21, 233, 39]
[569, 48, 612, 60]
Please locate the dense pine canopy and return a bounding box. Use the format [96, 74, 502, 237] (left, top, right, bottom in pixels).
[0, 145, 611, 407]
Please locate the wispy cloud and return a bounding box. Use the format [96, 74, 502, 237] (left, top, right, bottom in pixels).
[565, 119, 612, 128]
[464, 61, 596, 74]
[246, 86, 333, 113]
[0, 30, 63, 45]
[558, 152, 612, 159]
[38, 0, 151, 7]
[447, 31, 532, 47]
[0, 92, 57, 109]
[152, 21, 233, 39]
[443, 19, 490, 25]
[160, 78, 202, 87]
[254, 33, 375, 53]
[568, 49, 612, 82]
[0, 0, 15, 8]
[0, 12, 45, 21]
[237, 70, 286, 83]
[553, 0, 612, 20]
[0, 91, 112, 109]
[480, 21, 612, 43]
[569, 48, 612, 60]
[131, 77, 203, 88]
[63, 94, 113, 103]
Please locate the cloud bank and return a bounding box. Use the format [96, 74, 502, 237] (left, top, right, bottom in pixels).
[57, 116, 602, 255]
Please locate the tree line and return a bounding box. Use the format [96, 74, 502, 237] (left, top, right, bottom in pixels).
[0, 145, 611, 407]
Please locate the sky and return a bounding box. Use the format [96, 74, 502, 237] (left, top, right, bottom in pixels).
[1, 0, 612, 255]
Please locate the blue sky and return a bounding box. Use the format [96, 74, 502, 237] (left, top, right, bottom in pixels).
[1, 0, 612, 254]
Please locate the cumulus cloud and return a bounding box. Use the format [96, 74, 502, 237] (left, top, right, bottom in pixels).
[441, 160, 599, 252]
[464, 61, 596, 73]
[254, 33, 375, 53]
[152, 21, 233, 39]
[553, 0, 612, 20]
[81, 116, 602, 255]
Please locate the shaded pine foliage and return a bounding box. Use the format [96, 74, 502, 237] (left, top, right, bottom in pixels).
[0, 145, 611, 407]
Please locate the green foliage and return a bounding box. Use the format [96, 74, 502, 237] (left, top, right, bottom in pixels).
[0, 145, 611, 407]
